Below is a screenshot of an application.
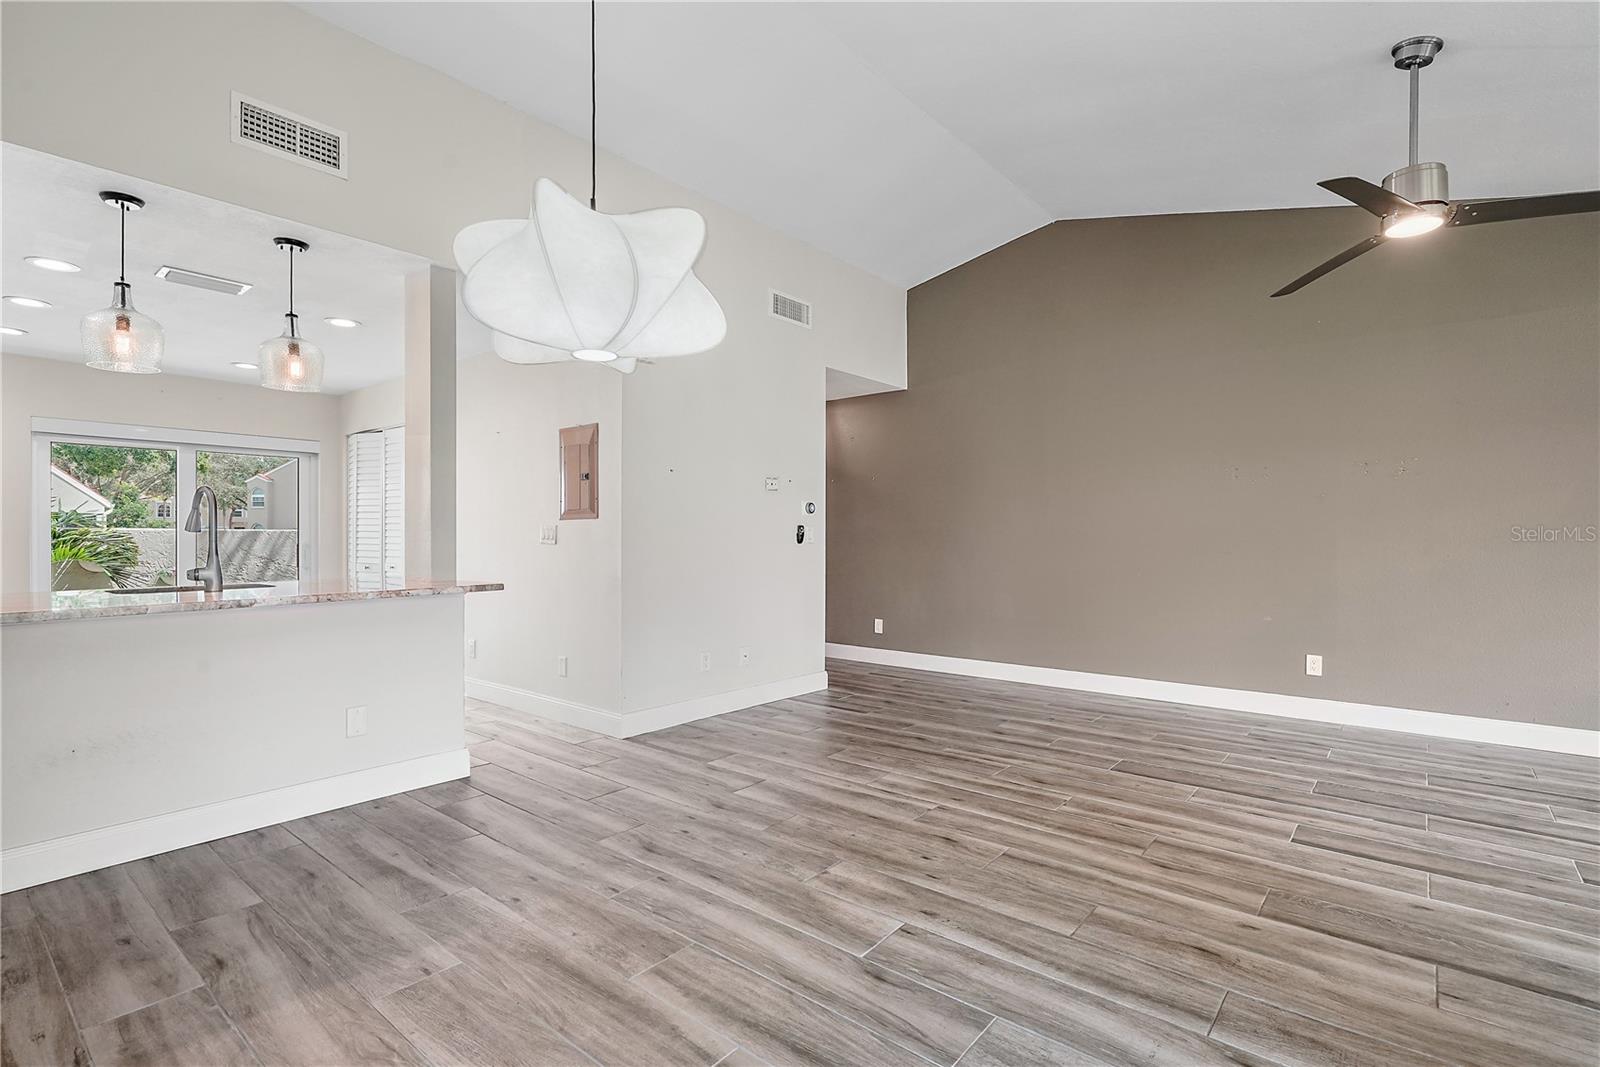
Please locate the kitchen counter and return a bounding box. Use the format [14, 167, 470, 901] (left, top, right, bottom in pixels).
[0, 578, 504, 625]
[3, 575, 497, 890]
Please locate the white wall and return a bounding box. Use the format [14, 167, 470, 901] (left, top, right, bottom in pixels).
[2, 1, 907, 731]
[1, 353, 343, 593]
[458, 355, 625, 713]
[339, 376, 404, 437]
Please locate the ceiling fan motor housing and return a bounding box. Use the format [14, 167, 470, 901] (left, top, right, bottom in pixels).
[1384, 161, 1450, 205]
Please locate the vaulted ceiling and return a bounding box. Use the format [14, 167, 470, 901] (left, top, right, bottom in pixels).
[303, 2, 1599, 288]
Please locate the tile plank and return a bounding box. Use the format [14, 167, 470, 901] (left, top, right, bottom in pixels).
[438, 793, 657, 897]
[284, 808, 468, 912]
[230, 844, 458, 1000]
[634, 945, 932, 1067]
[374, 962, 593, 1067]
[406, 889, 731, 1066]
[123, 844, 261, 930]
[470, 762, 641, 839]
[0, 919, 93, 1067]
[26, 867, 202, 1027]
[80, 987, 257, 1067]
[865, 926, 1250, 1067]
[617, 874, 992, 1064]
[173, 903, 422, 1065]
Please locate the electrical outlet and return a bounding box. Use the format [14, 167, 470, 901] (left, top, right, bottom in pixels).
[698, 651, 712, 672]
[539, 525, 558, 545]
[558, 655, 568, 678]
[346, 705, 368, 738]
[873, 618, 884, 635]
[764, 477, 779, 491]
[467, 638, 477, 659]
[738, 646, 751, 666]
[1305, 654, 1323, 677]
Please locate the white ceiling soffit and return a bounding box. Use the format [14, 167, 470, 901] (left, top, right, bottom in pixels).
[0, 144, 430, 394]
[301, 2, 1599, 289]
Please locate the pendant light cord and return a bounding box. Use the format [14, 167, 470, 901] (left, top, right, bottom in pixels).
[590, 0, 597, 210]
[288, 244, 296, 317]
[118, 203, 127, 285]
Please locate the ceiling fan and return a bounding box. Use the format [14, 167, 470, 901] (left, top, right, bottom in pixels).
[1272, 36, 1600, 297]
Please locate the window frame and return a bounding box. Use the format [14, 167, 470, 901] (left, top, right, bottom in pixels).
[31, 417, 320, 591]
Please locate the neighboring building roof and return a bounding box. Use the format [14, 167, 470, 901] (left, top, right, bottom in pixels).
[246, 459, 297, 485]
[49, 464, 112, 509]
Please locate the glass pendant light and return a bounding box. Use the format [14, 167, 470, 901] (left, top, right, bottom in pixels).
[258, 237, 324, 392]
[82, 192, 164, 373]
[453, 0, 725, 372]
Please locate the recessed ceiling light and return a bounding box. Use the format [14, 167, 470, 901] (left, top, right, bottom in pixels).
[231, 361, 259, 370]
[0, 326, 29, 336]
[4, 296, 52, 309]
[26, 257, 81, 273]
[324, 317, 361, 328]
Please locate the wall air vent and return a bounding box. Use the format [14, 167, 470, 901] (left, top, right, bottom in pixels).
[770, 290, 812, 328]
[231, 92, 349, 179]
[155, 266, 252, 296]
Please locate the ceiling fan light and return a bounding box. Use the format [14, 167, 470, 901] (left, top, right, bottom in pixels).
[573, 348, 618, 362]
[1383, 209, 1446, 239]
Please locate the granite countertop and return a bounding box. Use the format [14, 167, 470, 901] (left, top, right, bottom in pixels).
[0, 579, 504, 625]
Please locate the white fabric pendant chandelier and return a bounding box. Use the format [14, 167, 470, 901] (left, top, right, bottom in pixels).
[453, 1, 725, 373]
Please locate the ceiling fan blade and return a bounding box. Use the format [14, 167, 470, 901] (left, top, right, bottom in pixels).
[1318, 177, 1416, 218]
[1449, 190, 1600, 227]
[1270, 235, 1385, 298]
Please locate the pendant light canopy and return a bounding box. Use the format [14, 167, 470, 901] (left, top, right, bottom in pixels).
[454, 1, 725, 372]
[258, 237, 324, 393]
[82, 192, 164, 374]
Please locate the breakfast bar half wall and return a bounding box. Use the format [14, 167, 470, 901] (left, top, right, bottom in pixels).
[0, 579, 501, 891]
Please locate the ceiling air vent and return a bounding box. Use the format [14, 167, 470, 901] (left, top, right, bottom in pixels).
[231, 92, 349, 179]
[155, 266, 252, 296]
[770, 290, 812, 328]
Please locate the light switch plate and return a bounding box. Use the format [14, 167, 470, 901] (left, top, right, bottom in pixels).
[873, 618, 884, 635]
[346, 705, 368, 737]
[539, 525, 558, 545]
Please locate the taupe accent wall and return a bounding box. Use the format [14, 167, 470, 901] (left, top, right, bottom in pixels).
[827, 208, 1599, 730]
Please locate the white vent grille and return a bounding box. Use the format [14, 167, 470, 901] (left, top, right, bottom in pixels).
[155, 265, 252, 296]
[232, 93, 348, 179]
[770, 290, 812, 328]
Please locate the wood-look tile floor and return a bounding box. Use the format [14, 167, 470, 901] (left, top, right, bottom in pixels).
[5, 659, 1598, 1066]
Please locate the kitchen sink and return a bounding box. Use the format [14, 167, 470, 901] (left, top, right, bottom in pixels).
[108, 583, 276, 594]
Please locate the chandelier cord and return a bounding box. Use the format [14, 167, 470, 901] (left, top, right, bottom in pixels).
[590, 0, 597, 210]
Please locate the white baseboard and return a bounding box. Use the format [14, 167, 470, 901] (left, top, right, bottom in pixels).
[466, 671, 830, 739]
[1, 748, 469, 893]
[825, 644, 1599, 757]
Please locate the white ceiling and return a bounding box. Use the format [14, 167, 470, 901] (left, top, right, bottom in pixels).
[0, 144, 427, 394]
[301, 1, 1600, 288]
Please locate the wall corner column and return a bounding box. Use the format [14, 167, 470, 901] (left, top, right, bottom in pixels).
[404, 265, 456, 580]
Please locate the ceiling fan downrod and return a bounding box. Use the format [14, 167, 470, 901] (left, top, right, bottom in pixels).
[1386, 36, 1448, 205]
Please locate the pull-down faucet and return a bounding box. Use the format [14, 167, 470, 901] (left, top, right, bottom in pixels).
[182, 485, 225, 593]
